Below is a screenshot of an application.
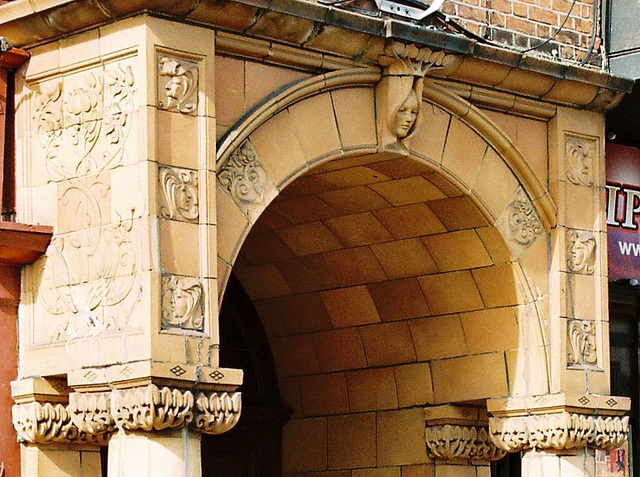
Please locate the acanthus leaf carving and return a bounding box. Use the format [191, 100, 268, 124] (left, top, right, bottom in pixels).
[217, 140, 267, 212]
[489, 412, 629, 452]
[193, 392, 242, 435]
[158, 166, 199, 222]
[567, 319, 598, 368]
[111, 384, 194, 432]
[68, 392, 115, 437]
[505, 188, 543, 247]
[157, 55, 198, 115]
[161, 274, 205, 332]
[425, 424, 506, 462]
[567, 230, 597, 275]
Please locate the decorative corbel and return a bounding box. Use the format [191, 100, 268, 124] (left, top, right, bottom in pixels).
[376, 41, 460, 153]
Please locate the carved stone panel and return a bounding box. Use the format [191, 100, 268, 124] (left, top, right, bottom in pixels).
[565, 135, 595, 186]
[567, 319, 598, 368]
[567, 230, 596, 275]
[497, 187, 543, 257]
[425, 424, 506, 462]
[157, 54, 198, 115]
[158, 165, 199, 222]
[161, 274, 205, 333]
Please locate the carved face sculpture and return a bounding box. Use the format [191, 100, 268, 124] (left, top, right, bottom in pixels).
[394, 90, 419, 139]
[568, 231, 596, 274]
[165, 75, 186, 102]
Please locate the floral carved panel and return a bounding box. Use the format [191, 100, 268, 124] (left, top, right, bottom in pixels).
[567, 319, 598, 368]
[158, 165, 198, 222]
[497, 187, 544, 257]
[31, 63, 136, 181]
[157, 54, 198, 115]
[161, 274, 204, 333]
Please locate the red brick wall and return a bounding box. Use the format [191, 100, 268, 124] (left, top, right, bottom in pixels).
[440, 0, 599, 64]
[0, 265, 20, 476]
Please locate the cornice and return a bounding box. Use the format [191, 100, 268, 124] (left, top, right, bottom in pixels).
[0, 0, 632, 112]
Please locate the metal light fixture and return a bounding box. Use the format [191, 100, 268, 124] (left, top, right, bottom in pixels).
[375, 0, 445, 20]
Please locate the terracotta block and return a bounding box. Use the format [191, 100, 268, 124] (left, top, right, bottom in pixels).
[407, 103, 451, 164]
[238, 229, 296, 265]
[234, 263, 292, 300]
[472, 148, 519, 219]
[156, 110, 199, 170]
[320, 285, 380, 328]
[518, 234, 549, 297]
[321, 185, 391, 214]
[367, 157, 429, 180]
[325, 212, 393, 247]
[332, 88, 377, 149]
[377, 408, 428, 466]
[505, 347, 550, 396]
[289, 93, 342, 161]
[371, 238, 438, 279]
[300, 373, 349, 416]
[516, 116, 548, 187]
[394, 362, 434, 407]
[418, 271, 484, 315]
[427, 196, 490, 231]
[214, 55, 245, 127]
[250, 110, 309, 188]
[323, 247, 387, 287]
[258, 293, 333, 336]
[431, 353, 508, 403]
[360, 322, 416, 366]
[353, 467, 402, 477]
[159, 219, 200, 277]
[314, 327, 368, 372]
[402, 464, 434, 477]
[245, 61, 310, 112]
[346, 367, 398, 412]
[433, 464, 477, 477]
[373, 203, 447, 239]
[370, 176, 447, 206]
[472, 263, 521, 308]
[270, 334, 320, 377]
[410, 315, 468, 361]
[277, 255, 339, 294]
[476, 226, 512, 264]
[460, 307, 519, 354]
[271, 196, 339, 224]
[317, 166, 390, 188]
[441, 118, 489, 189]
[483, 109, 516, 140]
[282, 417, 328, 472]
[279, 377, 303, 418]
[282, 175, 339, 199]
[277, 222, 343, 256]
[216, 188, 250, 264]
[368, 278, 430, 321]
[422, 230, 493, 272]
[328, 412, 377, 469]
[564, 183, 597, 230]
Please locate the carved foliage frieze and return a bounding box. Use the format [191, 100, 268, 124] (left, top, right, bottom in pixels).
[489, 412, 629, 452]
[158, 166, 199, 222]
[425, 424, 506, 462]
[39, 175, 139, 344]
[157, 55, 198, 115]
[161, 274, 205, 333]
[31, 63, 136, 181]
[565, 136, 595, 186]
[567, 319, 598, 368]
[567, 230, 596, 275]
[218, 140, 268, 216]
[68, 392, 115, 437]
[193, 392, 242, 435]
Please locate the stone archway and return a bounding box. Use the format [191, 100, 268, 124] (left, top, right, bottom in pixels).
[214, 65, 555, 474]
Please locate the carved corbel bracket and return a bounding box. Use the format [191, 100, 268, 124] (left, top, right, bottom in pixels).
[193, 391, 242, 435]
[375, 41, 460, 154]
[487, 393, 631, 453]
[424, 404, 506, 462]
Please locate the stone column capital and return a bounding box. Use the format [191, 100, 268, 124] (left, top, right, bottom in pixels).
[487, 393, 630, 452]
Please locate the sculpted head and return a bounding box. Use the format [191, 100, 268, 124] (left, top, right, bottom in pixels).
[393, 90, 419, 139]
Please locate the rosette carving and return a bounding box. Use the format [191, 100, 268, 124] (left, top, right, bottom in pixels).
[159, 166, 199, 222]
[194, 392, 242, 435]
[425, 424, 506, 461]
[489, 412, 629, 452]
[111, 384, 194, 432]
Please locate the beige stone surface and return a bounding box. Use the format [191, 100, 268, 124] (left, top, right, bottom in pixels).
[328, 413, 377, 468]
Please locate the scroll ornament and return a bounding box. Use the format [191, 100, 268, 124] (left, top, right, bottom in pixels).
[425, 424, 506, 461]
[489, 412, 629, 452]
[157, 56, 198, 114]
[507, 188, 543, 246]
[159, 166, 199, 222]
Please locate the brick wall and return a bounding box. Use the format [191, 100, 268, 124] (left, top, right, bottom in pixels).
[440, 0, 599, 65]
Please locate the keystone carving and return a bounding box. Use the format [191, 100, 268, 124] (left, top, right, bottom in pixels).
[157, 55, 198, 115]
[425, 424, 506, 462]
[161, 274, 205, 332]
[567, 319, 598, 368]
[565, 136, 594, 186]
[489, 412, 629, 452]
[567, 230, 596, 275]
[193, 392, 242, 435]
[12, 401, 108, 446]
[159, 166, 199, 222]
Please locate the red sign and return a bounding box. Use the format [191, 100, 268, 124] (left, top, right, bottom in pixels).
[607, 143, 640, 281]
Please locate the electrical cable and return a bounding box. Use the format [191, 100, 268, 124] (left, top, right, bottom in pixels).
[580, 0, 599, 65]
